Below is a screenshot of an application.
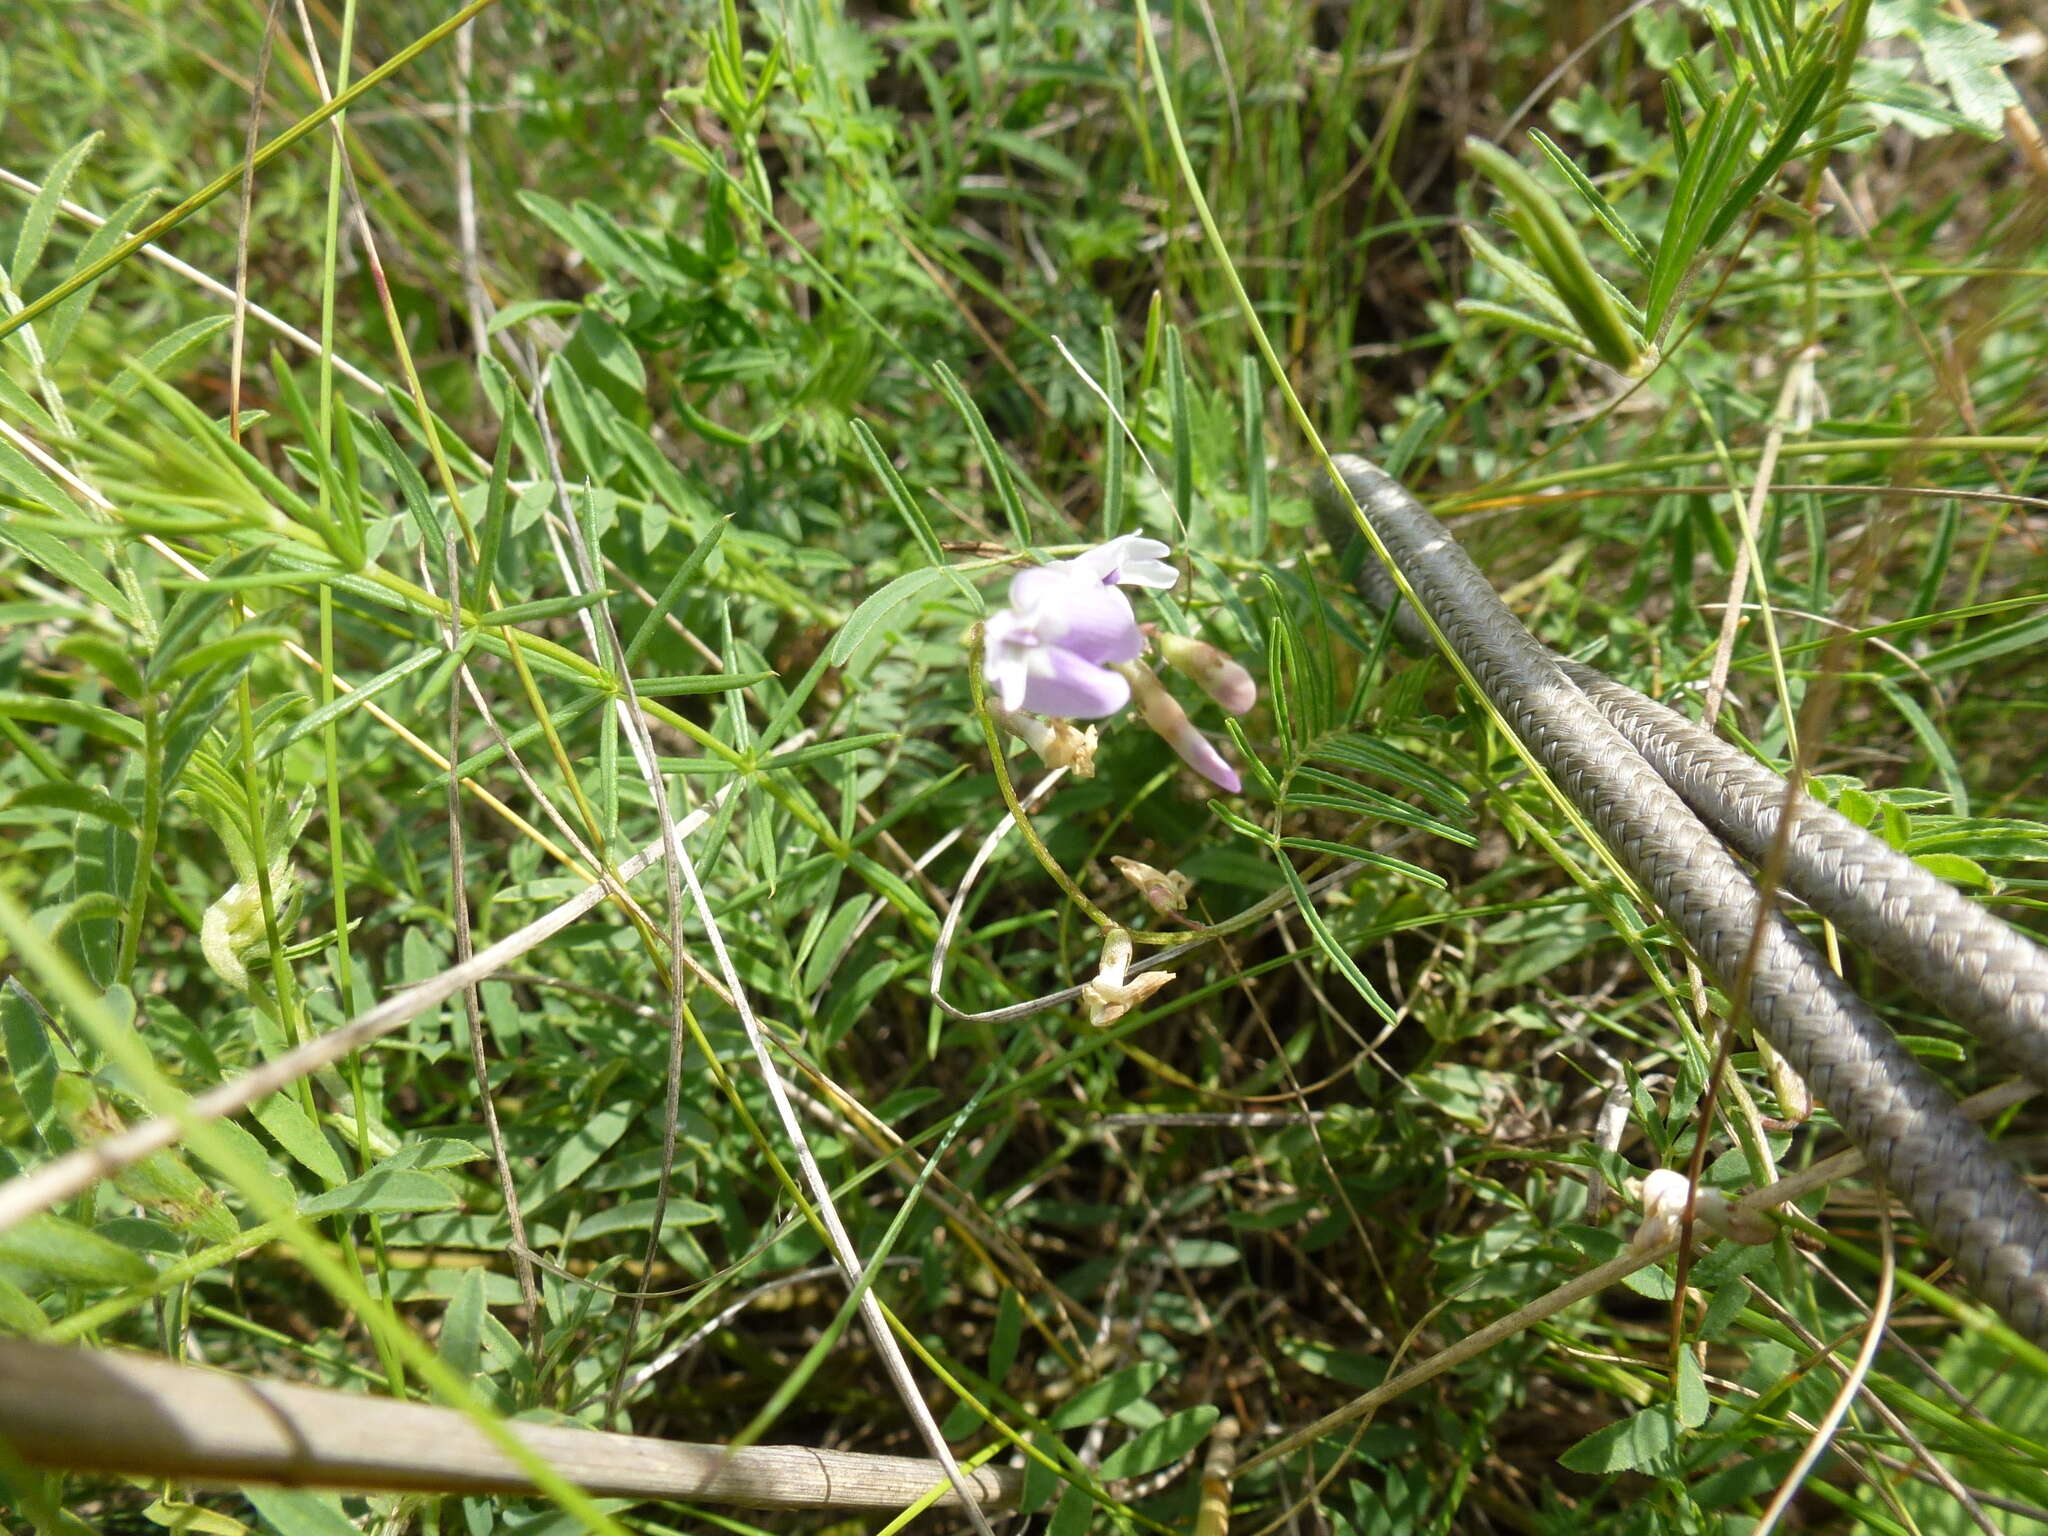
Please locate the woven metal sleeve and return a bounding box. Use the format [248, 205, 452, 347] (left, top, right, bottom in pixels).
[1317, 469, 2048, 1086]
[1560, 660, 2048, 1089]
[1320, 452, 2048, 1343]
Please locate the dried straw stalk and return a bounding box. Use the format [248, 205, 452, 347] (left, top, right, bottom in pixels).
[0, 1339, 1022, 1513]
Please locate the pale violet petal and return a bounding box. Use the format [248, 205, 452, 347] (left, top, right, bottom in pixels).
[1021, 645, 1131, 719]
[1067, 533, 1177, 590]
[1165, 725, 1241, 792]
[981, 608, 1034, 711]
[1042, 580, 1144, 665]
[984, 606, 1031, 651]
[1008, 563, 1089, 615]
[1113, 551, 1179, 591]
[1004, 567, 1143, 664]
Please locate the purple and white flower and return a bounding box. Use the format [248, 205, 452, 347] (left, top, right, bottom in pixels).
[981, 532, 1251, 794]
[983, 535, 1176, 719]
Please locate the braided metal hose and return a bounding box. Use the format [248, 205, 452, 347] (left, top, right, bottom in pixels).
[1561, 662, 2048, 1087]
[1319, 453, 2048, 1344]
[1326, 484, 2048, 1088]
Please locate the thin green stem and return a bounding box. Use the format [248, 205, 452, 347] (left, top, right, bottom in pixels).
[967, 628, 1182, 946]
[0, 0, 508, 348]
[114, 690, 161, 984]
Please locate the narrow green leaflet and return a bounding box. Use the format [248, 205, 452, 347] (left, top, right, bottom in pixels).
[828, 565, 975, 671]
[933, 359, 1030, 547]
[1096, 1406, 1220, 1480]
[850, 418, 946, 566]
[633, 669, 773, 696]
[522, 1101, 637, 1208]
[299, 1166, 460, 1217]
[1559, 1403, 1682, 1474]
[0, 692, 142, 748]
[1045, 1485, 1092, 1536]
[440, 1267, 487, 1380]
[253, 1094, 348, 1187]
[0, 1213, 153, 1286]
[7, 781, 136, 831]
[1277, 836, 1447, 889]
[261, 646, 445, 762]
[623, 517, 727, 666]
[8, 132, 102, 290]
[476, 591, 615, 627]
[243, 1489, 364, 1536]
[1278, 857, 1397, 1024]
[0, 524, 134, 621]
[1465, 136, 1645, 374]
[1049, 1362, 1169, 1429]
[1, 980, 60, 1146]
[86, 316, 235, 422]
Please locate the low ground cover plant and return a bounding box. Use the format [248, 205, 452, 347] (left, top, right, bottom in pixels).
[4, 1, 2048, 1531]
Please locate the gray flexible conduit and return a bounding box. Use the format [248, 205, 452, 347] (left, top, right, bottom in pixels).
[1318, 452, 2048, 1344]
[1561, 661, 2048, 1087]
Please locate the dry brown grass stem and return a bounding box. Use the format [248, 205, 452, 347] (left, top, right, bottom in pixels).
[0, 1337, 1023, 1512]
[1193, 1414, 1241, 1536]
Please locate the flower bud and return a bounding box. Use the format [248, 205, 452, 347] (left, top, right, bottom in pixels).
[1115, 662, 1241, 793]
[1757, 1035, 1812, 1125]
[1080, 926, 1175, 1026]
[1155, 632, 1257, 716]
[1632, 1168, 1691, 1251]
[1111, 856, 1192, 914]
[1633, 1168, 1773, 1250]
[201, 859, 299, 993]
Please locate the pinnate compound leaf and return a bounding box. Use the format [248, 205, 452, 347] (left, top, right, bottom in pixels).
[1870, 0, 2020, 136]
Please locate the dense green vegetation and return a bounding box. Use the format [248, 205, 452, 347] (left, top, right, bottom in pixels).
[4, 0, 2048, 1530]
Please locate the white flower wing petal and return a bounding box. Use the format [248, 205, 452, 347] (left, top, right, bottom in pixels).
[981, 607, 1034, 711]
[1068, 534, 1177, 590]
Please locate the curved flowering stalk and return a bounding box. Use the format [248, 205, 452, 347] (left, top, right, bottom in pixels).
[967, 628, 1181, 945]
